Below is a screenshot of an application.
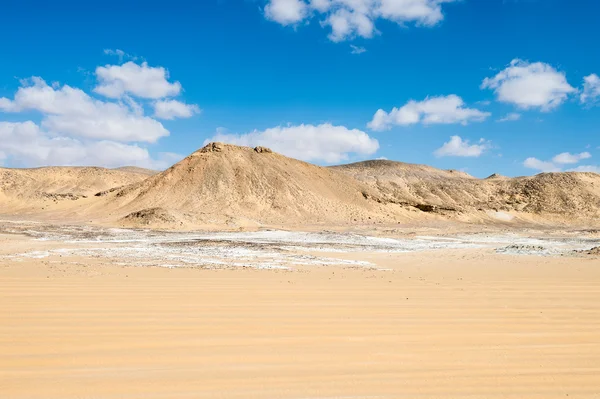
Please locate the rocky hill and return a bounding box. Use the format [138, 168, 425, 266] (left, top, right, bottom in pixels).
[104, 143, 410, 227]
[1, 144, 599, 228]
[332, 160, 600, 220]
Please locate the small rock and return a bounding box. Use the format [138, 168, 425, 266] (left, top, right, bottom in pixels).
[254, 146, 272, 154]
[201, 142, 225, 153]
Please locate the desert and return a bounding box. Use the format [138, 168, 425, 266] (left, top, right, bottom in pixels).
[1, 144, 600, 398]
[3, 1, 600, 397]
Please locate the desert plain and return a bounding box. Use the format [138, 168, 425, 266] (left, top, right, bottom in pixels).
[1, 143, 600, 398]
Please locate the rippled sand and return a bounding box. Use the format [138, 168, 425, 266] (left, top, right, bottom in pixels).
[1, 224, 600, 398]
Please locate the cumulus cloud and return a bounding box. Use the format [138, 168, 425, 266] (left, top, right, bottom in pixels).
[524, 152, 593, 173]
[434, 136, 490, 158]
[265, 0, 308, 25]
[205, 123, 379, 163]
[264, 0, 458, 41]
[552, 152, 591, 165]
[0, 77, 168, 143]
[327, 8, 376, 42]
[523, 157, 562, 173]
[154, 100, 201, 120]
[0, 57, 196, 168]
[0, 97, 15, 111]
[580, 73, 600, 105]
[481, 59, 576, 111]
[95, 61, 182, 99]
[368, 95, 490, 131]
[497, 112, 521, 122]
[0, 121, 179, 169]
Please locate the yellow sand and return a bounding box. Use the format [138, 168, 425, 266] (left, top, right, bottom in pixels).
[1, 236, 599, 398]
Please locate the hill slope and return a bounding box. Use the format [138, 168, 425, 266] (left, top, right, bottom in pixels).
[112, 166, 157, 176]
[0, 166, 151, 197]
[2, 147, 599, 228]
[0, 166, 152, 213]
[103, 143, 410, 227]
[332, 160, 600, 220]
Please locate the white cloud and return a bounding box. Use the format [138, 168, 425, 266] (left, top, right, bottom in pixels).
[0, 77, 168, 143]
[350, 44, 367, 54]
[368, 95, 490, 131]
[581, 74, 600, 105]
[0, 97, 14, 111]
[434, 136, 490, 158]
[264, 0, 458, 41]
[524, 157, 561, 173]
[524, 151, 594, 173]
[44, 112, 167, 143]
[0, 58, 196, 169]
[481, 59, 576, 111]
[94, 61, 182, 99]
[154, 100, 201, 120]
[568, 165, 600, 173]
[0, 121, 179, 169]
[103, 49, 137, 63]
[552, 151, 591, 165]
[497, 112, 521, 122]
[265, 0, 308, 25]
[327, 8, 376, 42]
[205, 123, 379, 163]
[104, 48, 125, 57]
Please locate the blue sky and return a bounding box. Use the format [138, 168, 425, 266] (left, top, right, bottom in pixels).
[0, 0, 599, 177]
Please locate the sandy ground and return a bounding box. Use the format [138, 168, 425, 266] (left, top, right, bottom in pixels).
[1, 224, 600, 398]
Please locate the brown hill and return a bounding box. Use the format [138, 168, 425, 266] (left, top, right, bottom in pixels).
[331, 160, 485, 210]
[101, 143, 411, 227]
[332, 160, 600, 220]
[2, 146, 599, 228]
[0, 166, 152, 214]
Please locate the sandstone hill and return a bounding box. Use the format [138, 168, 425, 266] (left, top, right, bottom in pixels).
[0, 166, 153, 213]
[332, 160, 600, 221]
[103, 143, 410, 227]
[1, 144, 599, 228]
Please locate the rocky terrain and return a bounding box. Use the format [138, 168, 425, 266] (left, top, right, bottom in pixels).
[105, 142, 409, 228]
[0, 166, 154, 197]
[1, 143, 599, 229]
[333, 160, 600, 220]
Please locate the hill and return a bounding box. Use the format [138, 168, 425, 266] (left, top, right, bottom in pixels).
[113, 166, 157, 176]
[101, 143, 412, 228]
[1, 146, 599, 228]
[332, 160, 600, 221]
[0, 166, 152, 213]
